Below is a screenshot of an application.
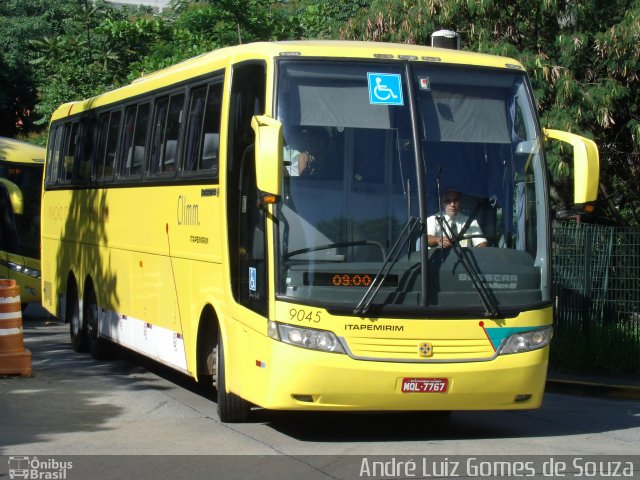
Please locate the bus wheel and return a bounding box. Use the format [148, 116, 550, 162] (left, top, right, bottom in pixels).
[215, 328, 249, 423]
[85, 287, 108, 360]
[67, 281, 86, 352]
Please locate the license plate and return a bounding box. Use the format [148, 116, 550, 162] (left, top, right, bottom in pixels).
[401, 378, 448, 393]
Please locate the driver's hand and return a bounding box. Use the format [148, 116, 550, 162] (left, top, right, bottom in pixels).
[439, 237, 453, 248]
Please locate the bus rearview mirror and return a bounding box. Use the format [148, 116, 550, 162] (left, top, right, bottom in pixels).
[543, 128, 600, 205]
[0, 178, 24, 215]
[251, 115, 283, 199]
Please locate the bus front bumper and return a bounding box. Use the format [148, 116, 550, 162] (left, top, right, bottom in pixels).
[255, 341, 548, 411]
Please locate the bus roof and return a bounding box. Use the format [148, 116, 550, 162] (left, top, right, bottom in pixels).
[0, 137, 46, 164]
[50, 40, 525, 122]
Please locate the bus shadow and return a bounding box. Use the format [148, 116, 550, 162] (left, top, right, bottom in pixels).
[255, 396, 640, 442]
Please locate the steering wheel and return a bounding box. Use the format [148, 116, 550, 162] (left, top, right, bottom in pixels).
[456, 197, 491, 245]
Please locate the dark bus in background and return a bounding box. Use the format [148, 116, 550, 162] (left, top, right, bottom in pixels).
[0, 137, 44, 308]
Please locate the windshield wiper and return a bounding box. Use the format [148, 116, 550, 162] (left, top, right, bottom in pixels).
[353, 217, 422, 316]
[435, 216, 500, 318]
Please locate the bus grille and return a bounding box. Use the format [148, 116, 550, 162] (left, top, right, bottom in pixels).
[342, 335, 496, 362]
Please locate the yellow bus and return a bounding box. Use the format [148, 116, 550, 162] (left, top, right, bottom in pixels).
[0, 137, 44, 308]
[41, 40, 599, 422]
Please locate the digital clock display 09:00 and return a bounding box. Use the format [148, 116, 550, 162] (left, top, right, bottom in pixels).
[303, 272, 398, 288]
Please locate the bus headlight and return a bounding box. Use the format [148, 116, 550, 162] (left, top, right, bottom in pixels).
[268, 321, 345, 354]
[499, 326, 553, 354]
[8, 262, 41, 279]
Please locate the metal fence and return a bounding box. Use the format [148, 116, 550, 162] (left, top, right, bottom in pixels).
[552, 221, 640, 374]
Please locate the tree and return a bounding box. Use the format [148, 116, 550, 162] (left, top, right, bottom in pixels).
[0, 0, 73, 135]
[127, 0, 374, 75]
[29, 1, 155, 124]
[0, 55, 31, 137]
[284, 0, 372, 39]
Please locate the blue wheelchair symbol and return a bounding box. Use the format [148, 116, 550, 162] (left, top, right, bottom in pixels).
[249, 267, 257, 292]
[368, 73, 404, 106]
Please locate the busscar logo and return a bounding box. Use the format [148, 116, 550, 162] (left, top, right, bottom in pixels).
[201, 188, 218, 197]
[9, 456, 73, 479]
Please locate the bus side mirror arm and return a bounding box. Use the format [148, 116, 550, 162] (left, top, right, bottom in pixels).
[251, 115, 283, 202]
[543, 128, 600, 210]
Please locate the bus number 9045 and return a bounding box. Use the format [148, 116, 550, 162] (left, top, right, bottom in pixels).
[289, 308, 321, 323]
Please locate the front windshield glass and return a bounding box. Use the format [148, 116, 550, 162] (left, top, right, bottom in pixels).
[0, 161, 42, 258]
[275, 60, 548, 315]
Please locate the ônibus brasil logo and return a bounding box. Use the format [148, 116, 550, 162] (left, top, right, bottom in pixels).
[8, 456, 73, 479]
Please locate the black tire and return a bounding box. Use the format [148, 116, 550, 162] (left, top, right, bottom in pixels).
[216, 328, 250, 423]
[67, 281, 86, 352]
[85, 286, 109, 360]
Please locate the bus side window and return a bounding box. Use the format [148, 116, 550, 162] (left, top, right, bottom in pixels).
[132, 104, 150, 177]
[201, 82, 222, 175]
[120, 106, 136, 177]
[75, 116, 95, 183]
[150, 93, 184, 176]
[46, 125, 62, 187]
[149, 97, 169, 175]
[163, 93, 184, 174]
[183, 86, 206, 172]
[183, 81, 222, 177]
[60, 122, 78, 183]
[95, 113, 109, 180]
[104, 110, 121, 180]
[121, 103, 150, 178]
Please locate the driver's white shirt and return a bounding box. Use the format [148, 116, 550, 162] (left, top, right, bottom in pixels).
[426, 213, 486, 247]
[284, 145, 302, 176]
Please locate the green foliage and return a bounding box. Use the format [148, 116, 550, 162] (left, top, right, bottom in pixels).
[291, 0, 372, 39]
[0, 0, 73, 134]
[27, 1, 132, 123]
[0, 56, 29, 137]
[98, 15, 177, 80]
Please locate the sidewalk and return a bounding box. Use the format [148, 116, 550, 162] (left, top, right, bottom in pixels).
[546, 371, 640, 400]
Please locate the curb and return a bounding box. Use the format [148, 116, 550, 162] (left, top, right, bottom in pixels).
[546, 378, 640, 400]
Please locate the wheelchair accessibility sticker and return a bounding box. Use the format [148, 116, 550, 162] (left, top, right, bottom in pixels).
[368, 73, 404, 106]
[249, 267, 257, 292]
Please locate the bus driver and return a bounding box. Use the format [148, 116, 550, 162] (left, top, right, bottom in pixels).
[426, 188, 488, 248]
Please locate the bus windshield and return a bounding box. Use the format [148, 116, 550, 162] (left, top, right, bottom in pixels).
[275, 60, 548, 316]
[0, 161, 42, 259]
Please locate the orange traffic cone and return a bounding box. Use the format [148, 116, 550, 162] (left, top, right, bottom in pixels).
[0, 279, 32, 376]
